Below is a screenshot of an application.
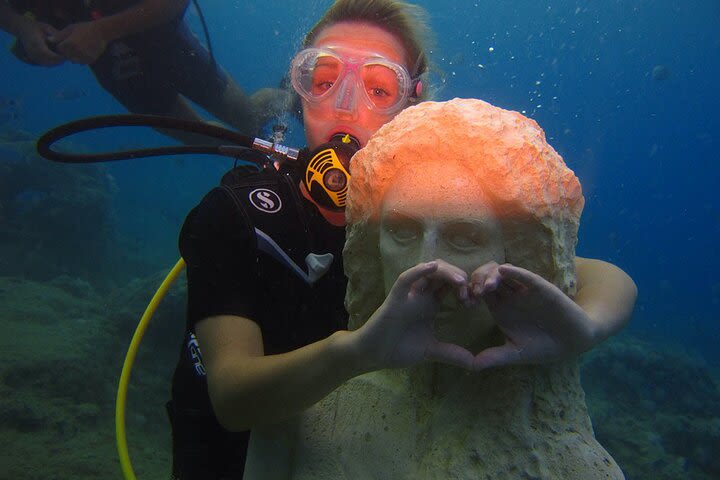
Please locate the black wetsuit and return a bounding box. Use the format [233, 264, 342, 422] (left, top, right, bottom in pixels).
[168, 163, 348, 479]
[9, 0, 229, 116]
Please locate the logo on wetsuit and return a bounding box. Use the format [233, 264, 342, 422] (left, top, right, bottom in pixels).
[249, 188, 282, 213]
[187, 333, 206, 376]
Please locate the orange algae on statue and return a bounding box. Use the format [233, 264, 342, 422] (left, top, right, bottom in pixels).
[347, 97, 584, 224]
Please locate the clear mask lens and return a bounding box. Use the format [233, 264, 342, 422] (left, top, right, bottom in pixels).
[292, 48, 411, 114]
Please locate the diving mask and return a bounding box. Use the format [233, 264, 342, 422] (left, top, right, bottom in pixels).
[290, 47, 421, 116]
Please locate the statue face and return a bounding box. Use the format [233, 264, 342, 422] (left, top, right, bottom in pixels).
[378, 165, 505, 338]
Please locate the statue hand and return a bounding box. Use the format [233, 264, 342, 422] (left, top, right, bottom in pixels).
[55, 22, 108, 64]
[469, 262, 593, 370]
[355, 260, 475, 371]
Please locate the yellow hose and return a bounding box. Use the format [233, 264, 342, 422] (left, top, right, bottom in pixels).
[116, 257, 186, 480]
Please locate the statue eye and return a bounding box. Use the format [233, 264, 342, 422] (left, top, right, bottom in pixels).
[442, 222, 488, 250]
[384, 217, 421, 244]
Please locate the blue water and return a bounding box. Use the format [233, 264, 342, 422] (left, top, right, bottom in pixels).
[1, 2, 718, 356]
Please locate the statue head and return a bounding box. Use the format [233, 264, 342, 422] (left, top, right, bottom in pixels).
[344, 98, 584, 336]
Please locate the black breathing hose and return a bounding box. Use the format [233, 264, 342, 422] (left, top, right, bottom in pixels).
[37, 114, 256, 163]
[36, 114, 303, 167]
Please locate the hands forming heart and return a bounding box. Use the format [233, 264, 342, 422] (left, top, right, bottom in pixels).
[356, 260, 594, 372]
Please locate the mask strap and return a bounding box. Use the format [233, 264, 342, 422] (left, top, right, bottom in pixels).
[409, 54, 426, 98]
[412, 78, 423, 98]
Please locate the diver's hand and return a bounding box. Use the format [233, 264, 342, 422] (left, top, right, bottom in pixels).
[353, 260, 475, 371]
[16, 21, 64, 66]
[55, 22, 108, 64]
[469, 262, 594, 370]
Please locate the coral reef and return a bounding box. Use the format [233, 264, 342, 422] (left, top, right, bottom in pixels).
[0, 272, 185, 479]
[581, 335, 720, 480]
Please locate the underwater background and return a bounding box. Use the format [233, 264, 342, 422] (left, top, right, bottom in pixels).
[1, 0, 718, 478]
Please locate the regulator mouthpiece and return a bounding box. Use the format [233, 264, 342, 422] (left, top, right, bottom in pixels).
[302, 134, 360, 211]
[330, 133, 361, 151]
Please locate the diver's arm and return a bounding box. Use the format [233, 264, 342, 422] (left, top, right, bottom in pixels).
[92, 0, 190, 42]
[0, 2, 64, 65]
[196, 315, 365, 432]
[52, 0, 189, 63]
[197, 261, 473, 432]
[0, 2, 29, 36]
[573, 256, 637, 344]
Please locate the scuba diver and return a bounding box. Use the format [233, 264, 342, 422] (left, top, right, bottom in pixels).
[165, 3, 435, 478]
[0, 0, 288, 144]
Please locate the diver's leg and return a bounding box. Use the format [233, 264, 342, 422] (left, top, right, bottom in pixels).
[214, 79, 293, 136]
[162, 21, 292, 137]
[89, 39, 221, 145]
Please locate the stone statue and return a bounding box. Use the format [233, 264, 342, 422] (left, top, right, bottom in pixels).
[243, 98, 624, 480]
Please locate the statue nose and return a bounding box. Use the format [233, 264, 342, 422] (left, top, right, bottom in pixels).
[418, 231, 439, 263]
